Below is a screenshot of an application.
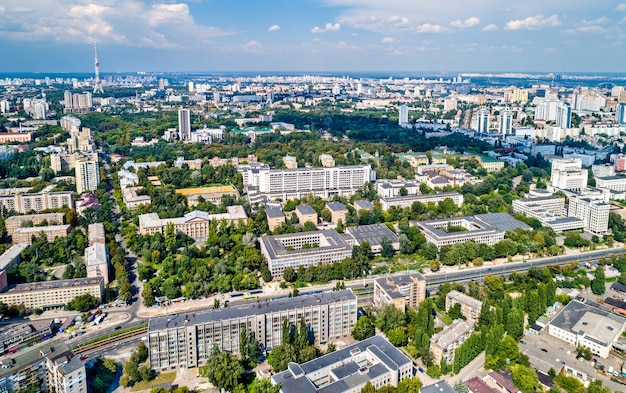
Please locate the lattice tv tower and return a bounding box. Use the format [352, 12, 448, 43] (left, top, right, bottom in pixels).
[93, 41, 104, 94]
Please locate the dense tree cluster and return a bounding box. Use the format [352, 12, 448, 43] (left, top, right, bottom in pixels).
[120, 342, 151, 388]
[267, 317, 321, 372]
[86, 358, 118, 393]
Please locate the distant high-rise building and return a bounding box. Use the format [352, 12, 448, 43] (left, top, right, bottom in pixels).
[213, 91, 220, 105]
[617, 103, 626, 124]
[76, 156, 100, 194]
[499, 110, 513, 135]
[178, 108, 191, 140]
[398, 104, 409, 124]
[476, 109, 490, 133]
[188, 81, 194, 92]
[556, 102, 572, 128]
[158, 78, 166, 90]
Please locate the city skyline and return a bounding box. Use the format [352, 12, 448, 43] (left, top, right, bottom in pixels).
[0, 1, 625, 73]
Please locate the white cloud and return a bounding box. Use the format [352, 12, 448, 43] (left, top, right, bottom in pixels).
[311, 22, 341, 33]
[0, 0, 232, 48]
[381, 37, 393, 43]
[566, 17, 609, 34]
[504, 14, 561, 30]
[415, 23, 448, 33]
[617, 4, 626, 12]
[482, 24, 498, 31]
[450, 16, 480, 29]
[268, 24, 280, 32]
[241, 40, 263, 53]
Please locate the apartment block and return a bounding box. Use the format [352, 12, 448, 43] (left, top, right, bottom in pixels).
[5, 213, 65, 235]
[147, 290, 357, 371]
[260, 230, 353, 279]
[0, 340, 86, 393]
[87, 223, 106, 246]
[373, 273, 426, 312]
[379, 192, 463, 211]
[75, 156, 100, 194]
[12, 225, 71, 245]
[326, 201, 348, 224]
[238, 164, 375, 201]
[295, 205, 318, 226]
[445, 291, 483, 325]
[430, 319, 474, 364]
[0, 191, 74, 214]
[568, 193, 610, 234]
[376, 179, 421, 198]
[138, 206, 248, 240]
[122, 187, 151, 209]
[0, 277, 104, 309]
[271, 335, 412, 393]
[85, 242, 109, 284]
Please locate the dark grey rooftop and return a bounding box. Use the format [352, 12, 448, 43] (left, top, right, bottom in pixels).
[259, 230, 352, 261]
[346, 224, 398, 247]
[549, 299, 625, 345]
[272, 335, 411, 393]
[353, 200, 373, 210]
[296, 205, 317, 215]
[149, 290, 356, 332]
[2, 277, 103, 294]
[474, 212, 531, 232]
[596, 175, 626, 181]
[375, 273, 425, 300]
[0, 339, 73, 378]
[265, 205, 284, 218]
[326, 202, 347, 212]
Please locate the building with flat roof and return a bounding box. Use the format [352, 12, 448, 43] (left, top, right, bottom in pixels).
[0, 319, 53, 355]
[551, 158, 587, 191]
[122, 187, 151, 209]
[87, 223, 105, 246]
[326, 201, 348, 224]
[353, 200, 373, 212]
[238, 164, 375, 201]
[0, 277, 104, 309]
[85, 242, 109, 284]
[380, 193, 463, 211]
[295, 205, 318, 226]
[420, 381, 456, 393]
[376, 179, 421, 198]
[547, 299, 626, 358]
[345, 224, 399, 254]
[0, 191, 74, 214]
[260, 230, 353, 279]
[12, 224, 71, 245]
[429, 319, 474, 364]
[138, 206, 248, 240]
[595, 175, 626, 192]
[271, 335, 412, 393]
[373, 273, 426, 313]
[0, 339, 86, 393]
[445, 291, 483, 325]
[416, 215, 506, 249]
[319, 154, 335, 167]
[266, 205, 286, 231]
[512, 195, 585, 233]
[476, 155, 504, 172]
[175, 185, 239, 206]
[5, 213, 65, 235]
[148, 290, 357, 371]
[0, 244, 27, 272]
[283, 155, 298, 169]
[568, 192, 610, 234]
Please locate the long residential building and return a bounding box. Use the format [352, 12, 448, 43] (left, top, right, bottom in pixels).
[4, 213, 65, 235]
[147, 290, 358, 371]
[12, 224, 71, 245]
[430, 319, 474, 365]
[0, 277, 104, 309]
[138, 206, 248, 240]
[445, 290, 483, 325]
[568, 193, 610, 234]
[0, 340, 87, 393]
[238, 163, 375, 201]
[260, 230, 353, 279]
[373, 273, 426, 313]
[0, 191, 74, 214]
[271, 335, 413, 393]
[380, 192, 463, 211]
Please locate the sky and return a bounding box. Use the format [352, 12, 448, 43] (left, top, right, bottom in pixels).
[0, 0, 625, 73]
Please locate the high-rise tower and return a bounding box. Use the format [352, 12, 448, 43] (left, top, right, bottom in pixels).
[93, 42, 103, 94]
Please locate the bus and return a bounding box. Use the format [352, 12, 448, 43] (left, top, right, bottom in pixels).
[243, 294, 258, 301]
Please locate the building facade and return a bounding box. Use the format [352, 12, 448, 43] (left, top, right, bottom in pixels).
[445, 291, 483, 325]
[147, 290, 358, 371]
[551, 158, 587, 191]
[12, 225, 71, 245]
[4, 213, 65, 235]
[373, 273, 426, 313]
[430, 319, 474, 364]
[75, 156, 100, 194]
[568, 193, 610, 234]
[0, 277, 104, 309]
[0, 191, 74, 214]
[379, 193, 463, 211]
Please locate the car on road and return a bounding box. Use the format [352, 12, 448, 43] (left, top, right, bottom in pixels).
[418, 367, 424, 373]
[541, 348, 548, 353]
[114, 325, 122, 330]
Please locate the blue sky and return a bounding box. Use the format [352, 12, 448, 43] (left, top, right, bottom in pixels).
[0, 0, 625, 73]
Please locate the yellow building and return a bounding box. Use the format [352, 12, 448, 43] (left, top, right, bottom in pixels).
[175, 185, 239, 206]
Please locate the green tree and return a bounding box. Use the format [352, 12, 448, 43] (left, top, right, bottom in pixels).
[387, 327, 408, 347]
[283, 267, 296, 282]
[201, 347, 244, 391]
[511, 364, 539, 393]
[240, 325, 250, 364]
[352, 315, 375, 340]
[66, 293, 99, 312]
[591, 265, 606, 295]
[380, 237, 395, 259]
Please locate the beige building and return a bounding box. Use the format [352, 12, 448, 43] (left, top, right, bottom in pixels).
[373, 273, 426, 313]
[283, 155, 298, 169]
[265, 205, 285, 231]
[319, 154, 336, 167]
[12, 224, 71, 245]
[75, 155, 100, 194]
[430, 319, 474, 364]
[326, 201, 348, 224]
[122, 187, 151, 209]
[147, 290, 357, 371]
[87, 223, 106, 246]
[5, 213, 65, 235]
[175, 186, 239, 206]
[0, 277, 104, 309]
[138, 206, 248, 240]
[476, 155, 504, 172]
[295, 205, 318, 226]
[85, 242, 109, 284]
[445, 290, 483, 325]
[0, 191, 74, 214]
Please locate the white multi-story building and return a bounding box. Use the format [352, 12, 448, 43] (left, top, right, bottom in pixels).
[238, 164, 375, 201]
[379, 192, 463, 211]
[595, 176, 626, 192]
[499, 110, 513, 135]
[398, 104, 409, 125]
[551, 158, 587, 191]
[512, 196, 584, 233]
[568, 192, 610, 234]
[148, 290, 357, 371]
[556, 102, 572, 128]
[376, 179, 421, 198]
[75, 156, 100, 194]
[178, 108, 191, 140]
[476, 109, 490, 133]
[272, 335, 412, 393]
[617, 103, 626, 125]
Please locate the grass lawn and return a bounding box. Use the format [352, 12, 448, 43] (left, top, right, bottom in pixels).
[131, 371, 177, 392]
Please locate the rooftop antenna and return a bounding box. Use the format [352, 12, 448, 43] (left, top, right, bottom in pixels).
[93, 41, 104, 94]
